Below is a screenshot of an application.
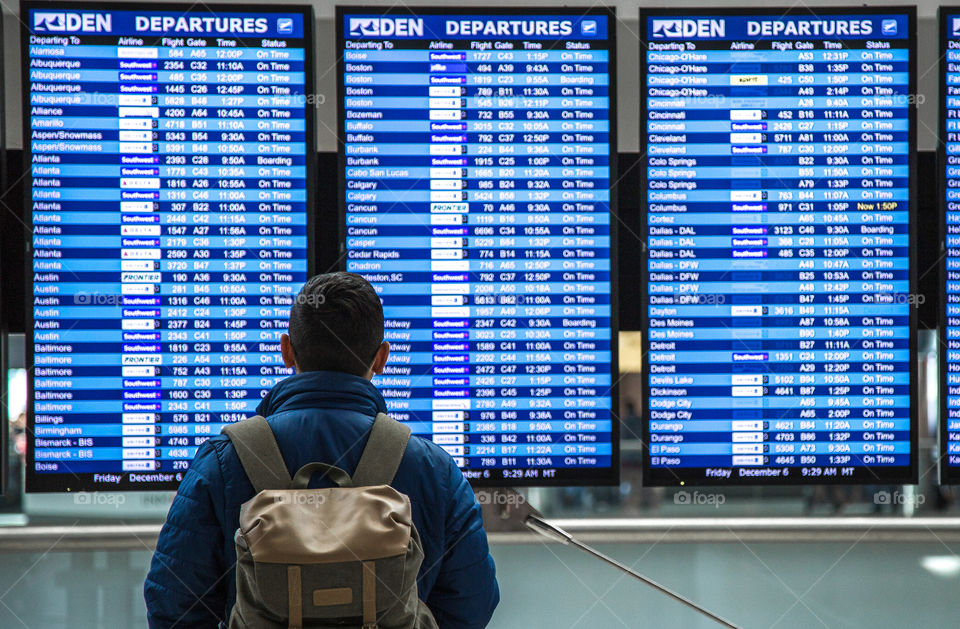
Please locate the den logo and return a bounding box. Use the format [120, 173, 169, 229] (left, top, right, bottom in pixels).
[33, 11, 112, 33]
[348, 17, 424, 37]
[651, 18, 724, 38]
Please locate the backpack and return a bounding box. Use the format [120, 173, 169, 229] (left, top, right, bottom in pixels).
[222, 413, 439, 629]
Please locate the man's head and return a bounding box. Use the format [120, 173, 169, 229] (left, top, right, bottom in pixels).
[280, 272, 390, 378]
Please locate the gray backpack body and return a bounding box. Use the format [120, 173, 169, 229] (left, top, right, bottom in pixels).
[222, 413, 439, 629]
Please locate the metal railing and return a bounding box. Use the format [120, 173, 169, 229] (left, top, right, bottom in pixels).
[1, 517, 960, 552]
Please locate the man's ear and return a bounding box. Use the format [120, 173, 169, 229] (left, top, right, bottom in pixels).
[369, 341, 390, 378]
[280, 333, 299, 372]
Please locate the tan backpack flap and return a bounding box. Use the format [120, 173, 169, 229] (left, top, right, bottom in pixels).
[239, 485, 413, 564]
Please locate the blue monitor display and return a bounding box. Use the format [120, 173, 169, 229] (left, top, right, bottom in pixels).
[941, 9, 960, 484]
[337, 8, 619, 486]
[641, 8, 917, 485]
[24, 3, 315, 492]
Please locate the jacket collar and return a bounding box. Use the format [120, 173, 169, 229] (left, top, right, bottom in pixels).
[255, 370, 388, 417]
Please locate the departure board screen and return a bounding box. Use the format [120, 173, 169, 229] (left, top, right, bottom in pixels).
[24, 3, 314, 491]
[941, 9, 960, 484]
[641, 8, 917, 486]
[338, 8, 618, 486]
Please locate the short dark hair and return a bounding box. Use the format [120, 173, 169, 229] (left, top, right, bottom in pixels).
[287, 272, 384, 376]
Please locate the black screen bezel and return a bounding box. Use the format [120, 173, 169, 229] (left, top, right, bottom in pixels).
[939, 7, 960, 485]
[22, 0, 318, 493]
[639, 6, 920, 487]
[0, 9, 8, 497]
[335, 5, 621, 487]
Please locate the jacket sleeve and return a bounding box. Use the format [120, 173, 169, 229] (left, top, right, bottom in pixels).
[425, 457, 500, 629]
[144, 441, 229, 628]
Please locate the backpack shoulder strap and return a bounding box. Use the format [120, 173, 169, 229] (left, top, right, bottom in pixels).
[222, 416, 292, 493]
[352, 413, 411, 487]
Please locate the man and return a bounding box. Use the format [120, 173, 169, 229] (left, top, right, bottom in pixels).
[145, 272, 499, 627]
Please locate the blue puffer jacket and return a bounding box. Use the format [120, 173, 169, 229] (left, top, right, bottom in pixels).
[144, 371, 499, 628]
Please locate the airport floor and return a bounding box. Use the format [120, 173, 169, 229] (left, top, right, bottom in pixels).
[0, 539, 955, 628]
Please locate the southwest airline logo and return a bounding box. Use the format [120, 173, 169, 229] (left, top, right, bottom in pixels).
[34, 11, 111, 33]
[651, 19, 724, 38]
[348, 17, 423, 37]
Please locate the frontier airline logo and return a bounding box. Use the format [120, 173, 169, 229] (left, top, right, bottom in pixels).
[651, 18, 724, 38]
[34, 11, 112, 33]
